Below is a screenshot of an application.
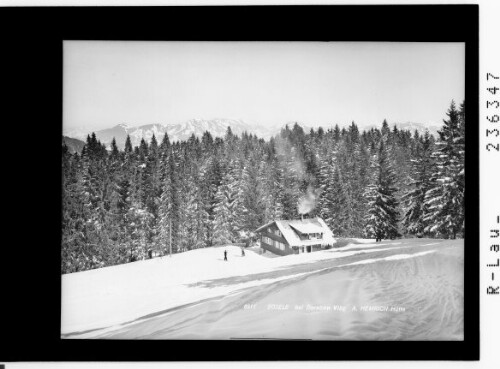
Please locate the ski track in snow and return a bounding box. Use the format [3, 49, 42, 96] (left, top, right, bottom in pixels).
[346, 250, 438, 266]
[61, 238, 459, 338]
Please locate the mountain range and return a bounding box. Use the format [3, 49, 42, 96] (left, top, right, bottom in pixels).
[66, 119, 275, 150]
[64, 119, 441, 152]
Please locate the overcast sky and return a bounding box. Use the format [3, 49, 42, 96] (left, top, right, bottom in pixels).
[63, 41, 464, 134]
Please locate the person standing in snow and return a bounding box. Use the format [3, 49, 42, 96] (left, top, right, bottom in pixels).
[224, 250, 227, 261]
[241, 247, 245, 257]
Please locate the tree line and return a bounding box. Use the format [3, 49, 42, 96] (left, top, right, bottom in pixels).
[62, 100, 465, 273]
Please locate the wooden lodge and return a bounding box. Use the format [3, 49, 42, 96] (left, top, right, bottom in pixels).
[255, 217, 335, 256]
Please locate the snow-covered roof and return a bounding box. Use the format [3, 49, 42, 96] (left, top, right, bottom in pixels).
[256, 217, 335, 247]
[289, 222, 324, 235]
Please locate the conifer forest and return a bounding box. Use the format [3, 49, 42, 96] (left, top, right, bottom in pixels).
[62, 101, 465, 274]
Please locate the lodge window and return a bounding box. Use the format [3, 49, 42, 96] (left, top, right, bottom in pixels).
[307, 233, 323, 240]
[263, 236, 276, 247]
[262, 235, 286, 250]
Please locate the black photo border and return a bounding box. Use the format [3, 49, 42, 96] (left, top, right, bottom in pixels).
[2, 4, 479, 362]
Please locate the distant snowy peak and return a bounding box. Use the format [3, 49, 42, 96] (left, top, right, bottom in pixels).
[164, 118, 256, 142]
[397, 122, 441, 137]
[127, 124, 166, 145]
[72, 119, 261, 149]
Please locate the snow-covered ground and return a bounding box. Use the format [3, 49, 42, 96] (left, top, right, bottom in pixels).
[61, 238, 463, 340]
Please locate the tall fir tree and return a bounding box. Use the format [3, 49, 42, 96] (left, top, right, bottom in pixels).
[423, 100, 465, 238]
[213, 159, 244, 244]
[401, 130, 435, 236]
[158, 148, 181, 254]
[363, 139, 400, 240]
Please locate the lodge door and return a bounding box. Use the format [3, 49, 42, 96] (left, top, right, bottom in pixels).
[307, 246, 311, 253]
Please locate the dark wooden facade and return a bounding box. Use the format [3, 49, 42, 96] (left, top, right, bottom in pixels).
[259, 223, 293, 256]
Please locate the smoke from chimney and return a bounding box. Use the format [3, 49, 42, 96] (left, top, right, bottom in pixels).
[298, 186, 321, 216]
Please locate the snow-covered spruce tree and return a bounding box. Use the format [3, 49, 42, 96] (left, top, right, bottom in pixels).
[109, 171, 133, 263]
[457, 101, 465, 236]
[213, 159, 243, 245]
[76, 136, 112, 271]
[354, 141, 372, 236]
[331, 124, 341, 143]
[253, 157, 274, 237]
[78, 133, 110, 270]
[363, 138, 401, 240]
[104, 138, 126, 264]
[154, 133, 170, 254]
[303, 130, 322, 210]
[381, 119, 391, 137]
[316, 152, 330, 209]
[339, 126, 370, 238]
[324, 166, 347, 237]
[127, 207, 152, 262]
[120, 138, 153, 261]
[143, 134, 161, 251]
[266, 154, 285, 222]
[232, 153, 261, 239]
[317, 143, 337, 228]
[423, 100, 465, 239]
[134, 138, 149, 209]
[333, 139, 358, 237]
[259, 159, 278, 225]
[107, 139, 144, 263]
[277, 139, 303, 220]
[338, 172, 356, 237]
[61, 145, 73, 272]
[390, 126, 413, 194]
[62, 146, 87, 273]
[199, 155, 221, 247]
[97, 137, 121, 265]
[401, 130, 435, 236]
[317, 146, 349, 236]
[157, 148, 180, 255]
[180, 166, 206, 251]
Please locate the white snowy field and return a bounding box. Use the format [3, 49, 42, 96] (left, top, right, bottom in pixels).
[61, 238, 463, 340]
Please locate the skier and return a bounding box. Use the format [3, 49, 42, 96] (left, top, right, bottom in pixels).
[241, 247, 245, 257]
[224, 250, 227, 261]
